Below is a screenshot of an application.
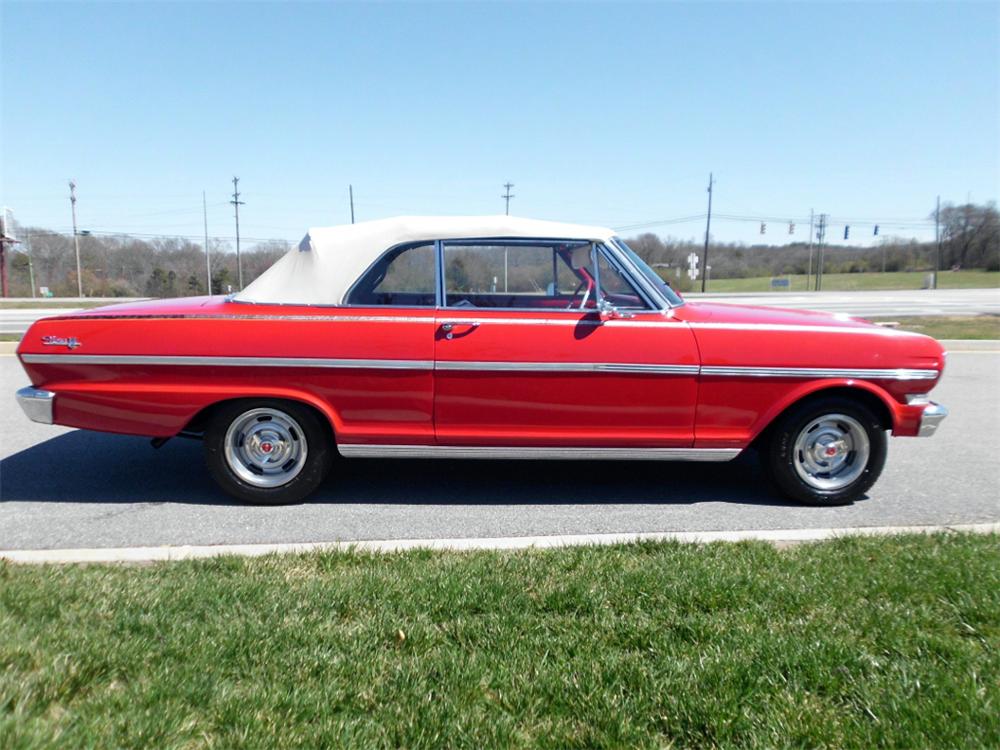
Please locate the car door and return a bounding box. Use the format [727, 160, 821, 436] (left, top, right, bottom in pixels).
[433, 239, 700, 448]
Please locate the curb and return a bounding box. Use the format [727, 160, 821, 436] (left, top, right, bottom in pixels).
[2, 522, 997, 565]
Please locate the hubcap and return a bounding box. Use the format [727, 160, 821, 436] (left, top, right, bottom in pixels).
[223, 408, 308, 489]
[792, 413, 870, 492]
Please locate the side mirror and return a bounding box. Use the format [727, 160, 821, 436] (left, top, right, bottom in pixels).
[598, 298, 635, 321]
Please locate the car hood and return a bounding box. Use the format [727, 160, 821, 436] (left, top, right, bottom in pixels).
[677, 301, 881, 330]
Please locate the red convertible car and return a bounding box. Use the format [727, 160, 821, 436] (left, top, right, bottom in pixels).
[15, 216, 947, 506]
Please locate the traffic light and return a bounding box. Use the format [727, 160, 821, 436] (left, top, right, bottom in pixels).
[760, 222, 766, 234]
[843, 225, 850, 240]
[788, 222, 795, 234]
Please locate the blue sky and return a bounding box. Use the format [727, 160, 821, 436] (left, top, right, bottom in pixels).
[2, 1, 997, 248]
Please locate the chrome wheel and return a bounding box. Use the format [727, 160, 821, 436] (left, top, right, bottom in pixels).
[792, 413, 870, 492]
[223, 407, 308, 489]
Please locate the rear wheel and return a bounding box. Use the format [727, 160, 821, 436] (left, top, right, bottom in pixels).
[204, 400, 333, 504]
[762, 396, 887, 506]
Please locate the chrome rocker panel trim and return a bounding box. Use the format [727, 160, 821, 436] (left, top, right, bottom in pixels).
[16, 387, 56, 425]
[337, 445, 742, 461]
[917, 402, 948, 437]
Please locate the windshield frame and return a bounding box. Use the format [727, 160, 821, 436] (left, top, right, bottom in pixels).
[609, 236, 685, 309]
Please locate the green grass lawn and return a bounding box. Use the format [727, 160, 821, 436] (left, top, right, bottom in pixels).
[872, 315, 1000, 340]
[2, 534, 997, 749]
[701, 269, 999, 293]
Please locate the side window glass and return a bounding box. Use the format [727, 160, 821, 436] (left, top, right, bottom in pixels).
[346, 243, 436, 306]
[444, 244, 560, 308]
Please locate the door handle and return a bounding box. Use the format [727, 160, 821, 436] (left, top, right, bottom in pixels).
[440, 320, 480, 339]
[441, 321, 480, 332]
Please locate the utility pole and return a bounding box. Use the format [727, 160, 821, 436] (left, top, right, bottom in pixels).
[933, 195, 941, 289]
[230, 177, 245, 290]
[69, 180, 83, 297]
[502, 182, 514, 215]
[25, 228, 35, 298]
[806, 209, 815, 291]
[0, 207, 18, 298]
[815, 213, 827, 291]
[203, 191, 212, 294]
[501, 182, 515, 291]
[349, 184, 355, 224]
[700, 172, 714, 293]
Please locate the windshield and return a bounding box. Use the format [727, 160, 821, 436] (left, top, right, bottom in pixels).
[611, 237, 685, 307]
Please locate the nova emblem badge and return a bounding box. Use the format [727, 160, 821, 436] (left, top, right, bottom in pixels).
[41, 336, 82, 350]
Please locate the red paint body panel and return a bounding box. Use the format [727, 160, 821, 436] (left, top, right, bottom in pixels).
[16, 296, 946, 448]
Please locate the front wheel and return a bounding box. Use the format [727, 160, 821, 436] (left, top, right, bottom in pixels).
[762, 397, 887, 506]
[204, 400, 333, 504]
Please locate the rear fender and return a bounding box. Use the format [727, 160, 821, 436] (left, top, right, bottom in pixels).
[41, 382, 345, 439]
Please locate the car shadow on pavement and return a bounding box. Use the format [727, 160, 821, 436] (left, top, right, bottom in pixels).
[1, 430, 799, 508]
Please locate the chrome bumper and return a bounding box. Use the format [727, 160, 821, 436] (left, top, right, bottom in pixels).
[917, 401, 948, 437]
[16, 387, 56, 425]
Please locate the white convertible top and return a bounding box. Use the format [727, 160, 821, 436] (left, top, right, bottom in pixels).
[234, 215, 616, 306]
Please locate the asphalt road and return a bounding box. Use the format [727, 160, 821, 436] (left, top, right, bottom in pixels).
[1, 288, 998, 335]
[1, 351, 997, 551]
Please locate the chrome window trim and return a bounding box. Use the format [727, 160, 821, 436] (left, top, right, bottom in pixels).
[608, 237, 675, 310]
[439, 237, 596, 312]
[595, 243, 657, 310]
[337, 444, 742, 461]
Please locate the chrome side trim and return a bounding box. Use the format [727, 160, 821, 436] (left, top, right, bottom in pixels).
[701, 365, 939, 380]
[15, 387, 56, 425]
[337, 444, 742, 461]
[20, 354, 939, 380]
[69, 314, 435, 323]
[917, 402, 948, 437]
[20, 354, 434, 370]
[434, 361, 699, 375]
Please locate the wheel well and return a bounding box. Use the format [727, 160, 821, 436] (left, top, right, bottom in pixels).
[752, 386, 893, 448]
[182, 397, 336, 444]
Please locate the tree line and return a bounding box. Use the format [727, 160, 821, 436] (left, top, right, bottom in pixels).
[1, 202, 996, 298]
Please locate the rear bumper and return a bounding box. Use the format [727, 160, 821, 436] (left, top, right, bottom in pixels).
[16, 387, 56, 425]
[917, 401, 948, 437]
